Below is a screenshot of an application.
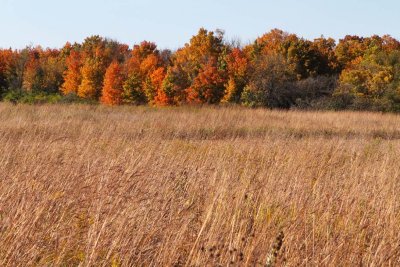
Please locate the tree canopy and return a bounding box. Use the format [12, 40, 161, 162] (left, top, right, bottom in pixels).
[1, 29, 400, 111]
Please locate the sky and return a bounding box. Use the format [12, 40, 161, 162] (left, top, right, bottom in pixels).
[1, 0, 399, 50]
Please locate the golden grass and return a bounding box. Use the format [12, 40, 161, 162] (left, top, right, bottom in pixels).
[0, 103, 400, 266]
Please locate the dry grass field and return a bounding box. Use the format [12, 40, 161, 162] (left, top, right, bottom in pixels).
[0, 103, 400, 266]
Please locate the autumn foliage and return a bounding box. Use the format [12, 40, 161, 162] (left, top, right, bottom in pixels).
[223, 48, 249, 103]
[186, 60, 226, 104]
[101, 61, 124, 105]
[1, 28, 400, 111]
[62, 50, 81, 95]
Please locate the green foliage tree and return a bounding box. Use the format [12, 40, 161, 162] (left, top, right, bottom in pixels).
[122, 72, 147, 104]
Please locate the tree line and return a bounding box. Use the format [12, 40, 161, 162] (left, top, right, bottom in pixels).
[1, 28, 400, 111]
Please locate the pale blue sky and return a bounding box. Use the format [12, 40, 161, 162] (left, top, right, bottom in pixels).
[1, 0, 399, 49]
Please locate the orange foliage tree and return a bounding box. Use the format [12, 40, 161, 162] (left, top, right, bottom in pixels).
[154, 67, 183, 106]
[62, 50, 82, 95]
[21, 47, 64, 93]
[0, 49, 14, 95]
[335, 35, 367, 68]
[78, 36, 127, 100]
[144, 67, 166, 105]
[123, 41, 164, 104]
[78, 57, 104, 99]
[159, 28, 227, 105]
[312, 37, 340, 74]
[253, 29, 298, 56]
[186, 60, 226, 104]
[101, 61, 124, 105]
[22, 48, 42, 91]
[222, 48, 249, 103]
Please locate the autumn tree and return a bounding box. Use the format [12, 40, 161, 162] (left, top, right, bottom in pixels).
[161, 28, 227, 105]
[241, 54, 297, 108]
[77, 36, 126, 100]
[335, 35, 367, 68]
[5, 48, 30, 91]
[22, 48, 42, 91]
[252, 29, 297, 57]
[334, 50, 400, 111]
[0, 49, 14, 97]
[40, 49, 65, 93]
[77, 37, 106, 99]
[186, 59, 226, 104]
[222, 48, 249, 103]
[381, 35, 400, 52]
[286, 39, 325, 79]
[143, 67, 166, 104]
[62, 49, 82, 95]
[78, 57, 104, 99]
[312, 37, 340, 74]
[122, 72, 147, 104]
[251, 29, 337, 80]
[101, 61, 124, 105]
[123, 41, 165, 104]
[153, 67, 183, 105]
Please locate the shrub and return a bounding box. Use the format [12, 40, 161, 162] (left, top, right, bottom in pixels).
[3, 90, 62, 104]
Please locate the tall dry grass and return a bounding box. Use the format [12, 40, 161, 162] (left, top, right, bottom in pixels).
[0, 103, 399, 266]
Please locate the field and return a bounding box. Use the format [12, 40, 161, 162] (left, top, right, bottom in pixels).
[0, 103, 400, 266]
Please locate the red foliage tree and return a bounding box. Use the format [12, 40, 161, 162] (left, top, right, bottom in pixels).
[186, 60, 226, 104]
[223, 48, 249, 103]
